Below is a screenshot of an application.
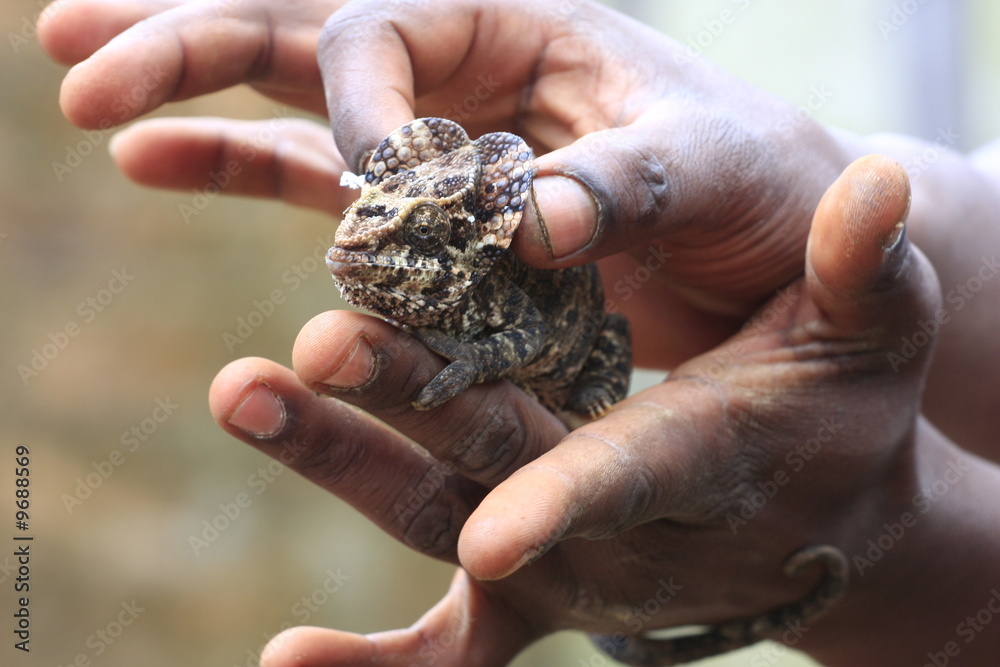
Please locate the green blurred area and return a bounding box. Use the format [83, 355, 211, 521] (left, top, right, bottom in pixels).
[3, 1, 998, 666]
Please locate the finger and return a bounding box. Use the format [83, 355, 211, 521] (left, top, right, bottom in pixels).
[39, 0, 179, 65]
[262, 571, 532, 667]
[209, 357, 482, 560]
[318, 0, 546, 171]
[49, 0, 335, 128]
[516, 103, 835, 281]
[458, 379, 738, 580]
[110, 117, 349, 214]
[805, 154, 940, 342]
[293, 311, 569, 487]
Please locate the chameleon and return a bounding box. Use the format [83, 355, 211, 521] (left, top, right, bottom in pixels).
[326, 116, 631, 423]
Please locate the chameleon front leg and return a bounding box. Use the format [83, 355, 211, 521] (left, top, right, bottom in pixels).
[564, 312, 632, 421]
[412, 282, 546, 410]
[590, 544, 849, 666]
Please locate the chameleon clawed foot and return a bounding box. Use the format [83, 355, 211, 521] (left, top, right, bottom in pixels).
[412, 359, 478, 410]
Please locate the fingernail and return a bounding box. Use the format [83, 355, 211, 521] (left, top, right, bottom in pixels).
[531, 176, 599, 259]
[228, 383, 286, 438]
[322, 335, 376, 389]
[487, 540, 557, 581]
[882, 219, 907, 252]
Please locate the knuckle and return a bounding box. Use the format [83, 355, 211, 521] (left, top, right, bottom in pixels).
[571, 434, 661, 539]
[395, 467, 466, 557]
[286, 423, 369, 490]
[627, 144, 672, 230]
[348, 334, 443, 415]
[440, 401, 525, 477]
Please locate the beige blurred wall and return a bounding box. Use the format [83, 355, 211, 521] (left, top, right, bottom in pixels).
[2, 2, 995, 666]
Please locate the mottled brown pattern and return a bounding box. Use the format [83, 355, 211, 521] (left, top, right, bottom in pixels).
[327, 118, 631, 420]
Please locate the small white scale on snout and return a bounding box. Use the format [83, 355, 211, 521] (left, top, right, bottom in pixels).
[339, 171, 366, 190]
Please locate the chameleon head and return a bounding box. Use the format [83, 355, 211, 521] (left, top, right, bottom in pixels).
[327, 151, 497, 328]
[327, 117, 531, 328]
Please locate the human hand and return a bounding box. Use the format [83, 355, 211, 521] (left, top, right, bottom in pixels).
[44, 0, 857, 369]
[316, 0, 861, 368]
[207, 155, 990, 667]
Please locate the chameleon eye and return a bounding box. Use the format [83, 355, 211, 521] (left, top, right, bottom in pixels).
[404, 203, 451, 254]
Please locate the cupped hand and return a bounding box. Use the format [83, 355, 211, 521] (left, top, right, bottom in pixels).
[45, 0, 858, 368]
[208, 156, 941, 666]
[317, 0, 855, 368]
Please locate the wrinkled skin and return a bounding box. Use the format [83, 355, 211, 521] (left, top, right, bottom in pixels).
[41, 1, 1000, 665]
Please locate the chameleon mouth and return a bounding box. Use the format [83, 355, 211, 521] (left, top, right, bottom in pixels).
[326, 247, 427, 277]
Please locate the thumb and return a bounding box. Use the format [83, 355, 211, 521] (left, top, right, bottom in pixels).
[805, 154, 942, 361]
[512, 111, 836, 316]
[514, 122, 676, 265]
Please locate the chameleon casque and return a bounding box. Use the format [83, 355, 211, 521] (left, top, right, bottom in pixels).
[325, 117, 849, 665]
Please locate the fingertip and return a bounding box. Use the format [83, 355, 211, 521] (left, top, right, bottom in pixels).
[514, 175, 599, 266]
[208, 357, 260, 421]
[292, 311, 386, 391]
[263, 626, 377, 667]
[208, 357, 289, 439]
[105, 118, 216, 187]
[59, 57, 167, 129]
[41, 0, 164, 65]
[808, 154, 911, 299]
[37, 3, 84, 65]
[106, 121, 163, 183]
[458, 469, 572, 580]
[58, 63, 111, 128]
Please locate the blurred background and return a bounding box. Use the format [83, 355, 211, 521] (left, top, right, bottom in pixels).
[1, 0, 994, 666]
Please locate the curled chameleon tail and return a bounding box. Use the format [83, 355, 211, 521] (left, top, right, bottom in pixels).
[589, 545, 848, 665]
